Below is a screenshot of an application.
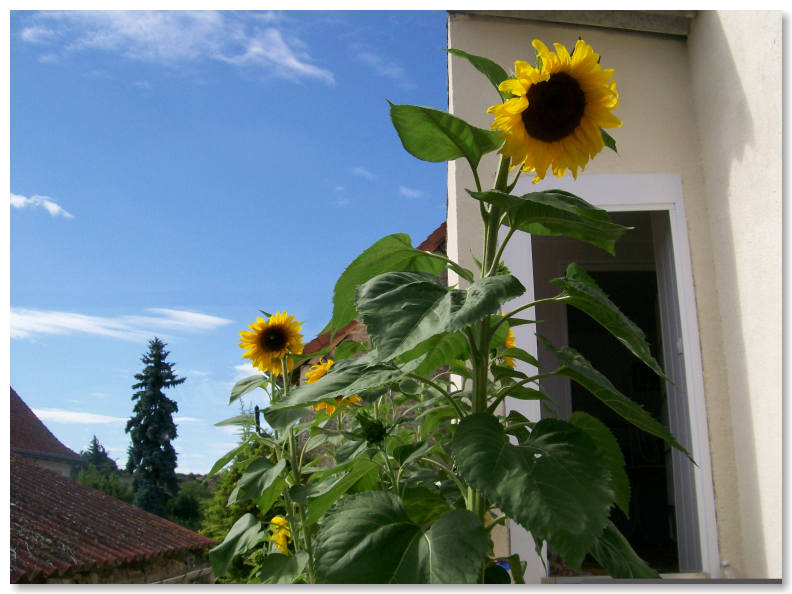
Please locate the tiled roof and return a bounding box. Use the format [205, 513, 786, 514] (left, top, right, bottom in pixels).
[10, 387, 81, 461]
[10, 454, 215, 583]
[417, 221, 446, 253]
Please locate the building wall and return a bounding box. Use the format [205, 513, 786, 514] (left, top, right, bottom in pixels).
[446, 10, 781, 579]
[687, 11, 782, 579]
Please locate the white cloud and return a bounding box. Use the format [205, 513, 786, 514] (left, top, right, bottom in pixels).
[11, 193, 74, 218]
[174, 416, 201, 423]
[19, 11, 334, 85]
[355, 50, 412, 89]
[10, 307, 233, 341]
[233, 363, 259, 379]
[352, 166, 376, 181]
[334, 186, 345, 192]
[399, 186, 424, 199]
[335, 198, 350, 207]
[32, 408, 127, 424]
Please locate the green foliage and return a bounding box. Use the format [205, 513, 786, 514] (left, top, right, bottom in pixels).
[74, 463, 133, 503]
[389, 103, 503, 173]
[167, 480, 213, 530]
[208, 45, 690, 583]
[314, 491, 490, 583]
[125, 337, 184, 517]
[80, 435, 119, 475]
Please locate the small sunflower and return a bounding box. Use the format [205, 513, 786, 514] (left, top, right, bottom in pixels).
[269, 515, 291, 555]
[503, 326, 516, 368]
[305, 359, 334, 384]
[314, 394, 362, 416]
[239, 312, 304, 376]
[488, 39, 621, 183]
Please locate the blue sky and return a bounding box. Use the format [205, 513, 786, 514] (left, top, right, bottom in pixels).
[8, 10, 449, 474]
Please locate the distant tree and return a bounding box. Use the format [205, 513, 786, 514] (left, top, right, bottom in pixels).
[125, 337, 185, 517]
[167, 480, 213, 531]
[75, 463, 134, 503]
[80, 435, 118, 476]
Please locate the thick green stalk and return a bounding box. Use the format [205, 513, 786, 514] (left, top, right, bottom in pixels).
[288, 426, 315, 583]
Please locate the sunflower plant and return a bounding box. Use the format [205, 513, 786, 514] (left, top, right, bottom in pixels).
[208, 39, 691, 584]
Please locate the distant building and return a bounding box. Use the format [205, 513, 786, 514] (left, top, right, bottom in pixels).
[9, 387, 216, 583]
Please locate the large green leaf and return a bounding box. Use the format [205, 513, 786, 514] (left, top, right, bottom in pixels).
[398, 331, 469, 377]
[541, 338, 692, 461]
[267, 353, 425, 413]
[389, 102, 503, 172]
[209, 513, 264, 578]
[447, 48, 511, 100]
[304, 458, 380, 525]
[230, 374, 268, 405]
[206, 434, 254, 477]
[357, 271, 524, 362]
[255, 552, 310, 584]
[314, 491, 489, 583]
[451, 413, 614, 570]
[570, 411, 630, 517]
[322, 233, 446, 334]
[469, 189, 627, 255]
[591, 521, 660, 578]
[552, 263, 667, 378]
[228, 458, 287, 505]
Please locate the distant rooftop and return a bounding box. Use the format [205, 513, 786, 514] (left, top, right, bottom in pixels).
[10, 386, 82, 463]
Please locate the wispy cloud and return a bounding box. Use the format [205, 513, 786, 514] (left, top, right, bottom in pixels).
[399, 186, 424, 199]
[174, 416, 201, 423]
[355, 49, 413, 89]
[32, 408, 126, 424]
[11, 193, 74, 218]
[351, 166, 377, 181]
[11, 307, 233, 341]
[233, 363, 259, 380]
[335, 198, 351, 207]
[17, 11, 334, 85]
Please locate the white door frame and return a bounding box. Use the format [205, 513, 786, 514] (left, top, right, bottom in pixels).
[502, 172, 721, 580]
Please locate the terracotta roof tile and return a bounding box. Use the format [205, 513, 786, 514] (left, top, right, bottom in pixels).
[10, 387, 81, 461]
[10, 454, 215, 583]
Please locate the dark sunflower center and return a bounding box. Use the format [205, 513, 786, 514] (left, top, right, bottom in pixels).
[521, 71, 586, 143]
[260, 327, 288, 352]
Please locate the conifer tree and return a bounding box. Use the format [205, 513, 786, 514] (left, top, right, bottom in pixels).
[80, 434, 118, 476]
[125, 337, 185, 516]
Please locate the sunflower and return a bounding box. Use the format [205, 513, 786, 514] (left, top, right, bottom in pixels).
[239, 312, 304, 376]
[305, 359, 334, 384]
[503, 326, 517, 368]
[269, 515, 291, 555]
[314, 395, 362, 416]
[488, 39, 621, 183]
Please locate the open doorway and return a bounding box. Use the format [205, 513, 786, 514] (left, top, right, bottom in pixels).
[531, 211, 700, 575]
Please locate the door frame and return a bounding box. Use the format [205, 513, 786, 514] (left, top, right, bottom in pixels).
[501, 173, 720, 579]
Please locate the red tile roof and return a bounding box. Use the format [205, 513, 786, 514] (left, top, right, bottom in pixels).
[10, 454, 215, 583]
[10, 387, 81, 461]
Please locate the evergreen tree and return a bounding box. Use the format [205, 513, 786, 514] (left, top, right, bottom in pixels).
[80, 435, 118, 476]
[125, 337, 185, 517]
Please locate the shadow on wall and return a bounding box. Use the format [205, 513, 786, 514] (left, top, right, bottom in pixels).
[688, 10, 765, 578]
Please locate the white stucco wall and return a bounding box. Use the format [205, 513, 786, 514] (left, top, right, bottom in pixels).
[447, 10, 781, 580]
[687, 11, 782, 580]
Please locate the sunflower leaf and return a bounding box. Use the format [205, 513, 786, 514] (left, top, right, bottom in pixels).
[450, 413, 614, 570]
[447, 48, 511, 101]
[590, 521, 660, 578]
[540, 337, 692, 461]
[551, 263, 667, 379]
[208, 513, 264, 578]
[356, 271, 524, 362]
[314, 491, 489, 583]
[389, 102, 503, 172]
[230, 374, 268, 405]
[600, 128, 618, 152]
[469, 188, 628, 255]
[570, 411, 630, 517]
[321, 233, 445, 335]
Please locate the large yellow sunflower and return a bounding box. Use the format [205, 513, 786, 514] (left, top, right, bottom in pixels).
[488, 39, 621, 183]
[239, 312, 304, 376]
